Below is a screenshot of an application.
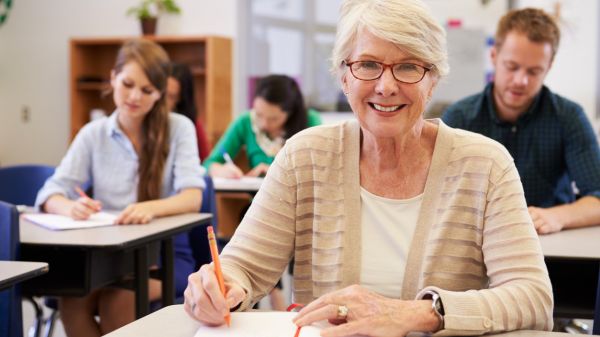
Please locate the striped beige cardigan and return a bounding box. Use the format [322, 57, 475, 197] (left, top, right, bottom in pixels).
[220, 119, 553, 335]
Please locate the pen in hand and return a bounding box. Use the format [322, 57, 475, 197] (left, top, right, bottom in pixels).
[75, 186, 102, 212]
[220, 148, 243, 179]
[222, 151, 234, 165]
[207, 226, 231, 327]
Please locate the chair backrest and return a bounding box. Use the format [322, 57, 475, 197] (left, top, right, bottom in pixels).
[0, 165, 55, 206]
[0, 201, 24, 337]
[189, 175, 218, 269]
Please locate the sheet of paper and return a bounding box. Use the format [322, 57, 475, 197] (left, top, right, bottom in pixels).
[193, 311, 365, 337]
[24, 212, 117, 231]
[212, 177, 263, 191]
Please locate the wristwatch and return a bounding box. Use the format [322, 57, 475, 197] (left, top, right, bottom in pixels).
[422, 290, 445, 331]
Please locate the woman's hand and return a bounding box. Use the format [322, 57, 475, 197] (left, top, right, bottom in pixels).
[209, 163, 244, 179]
[184, 264, 246, 326]
[245, 163, 269, 177]
[293, 285, 438, 337]
[69, 196, 102, 220]
[114, 201, 155, 224]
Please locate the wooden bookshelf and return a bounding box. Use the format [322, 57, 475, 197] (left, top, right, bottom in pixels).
[69, 36, 232, 145]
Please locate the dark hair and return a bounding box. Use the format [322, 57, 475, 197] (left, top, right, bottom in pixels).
[169, 62, 197, 123]
[495, 8, 560, 59]
[254, 74, 308, 139]
[113, 39, 170, 202]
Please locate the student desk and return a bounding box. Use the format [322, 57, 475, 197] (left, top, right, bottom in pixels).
[213, 177, 263, 238]
[538, 226, 600, 335]
[0, 261, 48, 291]
[104, 304, 571, 337]
[18, 213, 212, 318]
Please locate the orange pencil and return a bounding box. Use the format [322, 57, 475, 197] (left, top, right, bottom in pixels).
[75, 186, 101, 211]
[75, 186, 89, 199]
[207, 226, 231, 327]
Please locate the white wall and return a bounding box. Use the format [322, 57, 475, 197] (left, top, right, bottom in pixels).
[0, 0, 237, 166]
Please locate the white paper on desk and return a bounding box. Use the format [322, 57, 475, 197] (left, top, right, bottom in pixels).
[24, 212, 117, 231]
[213, 177, 263, 190]
[193, 311, 365, 337]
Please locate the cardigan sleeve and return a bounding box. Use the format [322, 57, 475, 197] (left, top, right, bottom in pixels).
[219, 144, 298, 310]
[418, 163, 554, 336]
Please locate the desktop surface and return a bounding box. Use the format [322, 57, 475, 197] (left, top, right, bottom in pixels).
[20, 213, 210, 248]
[0, 261, 48, 291]
[105, 304, 571, 337]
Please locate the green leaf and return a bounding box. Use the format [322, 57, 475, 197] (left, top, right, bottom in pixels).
[125, 0, 180, 19]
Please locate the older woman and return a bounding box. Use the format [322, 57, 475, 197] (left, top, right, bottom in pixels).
[184, 0, 553, 336]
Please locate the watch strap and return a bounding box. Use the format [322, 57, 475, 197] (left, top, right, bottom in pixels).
[422, 290, 444, 331]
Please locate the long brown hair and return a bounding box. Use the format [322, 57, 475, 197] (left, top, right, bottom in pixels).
[113, 39, 171, 202]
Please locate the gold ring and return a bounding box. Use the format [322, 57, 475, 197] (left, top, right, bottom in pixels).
[337, 304, 349, 319]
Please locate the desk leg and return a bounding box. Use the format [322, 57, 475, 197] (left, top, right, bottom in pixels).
[161, 237, 175, 306]
[135, 246, 149, 318]
[593, 262, 600, 335]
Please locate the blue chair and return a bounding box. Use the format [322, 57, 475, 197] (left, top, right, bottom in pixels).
[0, 165, 55, 206]
[148, 175, 217, 310]
[0, 201, 24, 337]
[191, 175, 218, 269]
[0, 165, 56, 337]
[168, 175, 217, 306]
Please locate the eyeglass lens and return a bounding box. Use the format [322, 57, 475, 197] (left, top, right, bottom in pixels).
[350, 61, 427, 83]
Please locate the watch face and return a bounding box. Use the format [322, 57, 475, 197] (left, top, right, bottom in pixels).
[435, 296, 444, 315]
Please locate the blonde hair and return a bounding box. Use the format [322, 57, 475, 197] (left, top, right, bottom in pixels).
[113, 39, 171, 202]
[331, 0, 449, 79]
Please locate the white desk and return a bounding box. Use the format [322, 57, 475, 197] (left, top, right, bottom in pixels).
[0, 261, 48, 291]
[538, 226, 600, 259]
[19, 213, 212, 318]
[105, 304, 570, 337]
[213, 177, 263, 193]
[538, 226, 600, 334]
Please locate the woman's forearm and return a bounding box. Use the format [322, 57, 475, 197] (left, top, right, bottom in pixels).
[142, 188, 202, 218]
[43, 194, 76, 216]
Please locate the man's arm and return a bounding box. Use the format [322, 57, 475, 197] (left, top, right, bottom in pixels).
[529, 196, 600, 234]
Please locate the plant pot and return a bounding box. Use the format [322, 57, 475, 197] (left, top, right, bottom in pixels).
[140, 17, 157, 36]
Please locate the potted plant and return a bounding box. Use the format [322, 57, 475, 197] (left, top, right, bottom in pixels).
[127, 0, 181, 36]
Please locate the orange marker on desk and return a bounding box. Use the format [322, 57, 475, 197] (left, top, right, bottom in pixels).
[207, 226, 231, 327]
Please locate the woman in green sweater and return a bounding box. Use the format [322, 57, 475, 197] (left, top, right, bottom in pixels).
[203, 74, 321, 178]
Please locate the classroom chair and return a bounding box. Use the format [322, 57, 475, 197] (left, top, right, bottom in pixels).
[190, 175, 218, 269]
[167, 175, 218, 307]
[0, 201, 24, 337]
[0, 165, 57, 337]
[0, 164, 55, 206]
[146, 175, 217, 312]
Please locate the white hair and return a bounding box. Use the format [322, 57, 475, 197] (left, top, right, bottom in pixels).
[331, 0, 449, 79]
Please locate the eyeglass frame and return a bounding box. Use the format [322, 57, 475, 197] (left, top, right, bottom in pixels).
[343, 60, 434, 84]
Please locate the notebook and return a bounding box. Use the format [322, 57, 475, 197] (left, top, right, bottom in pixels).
[193, 311, 365, 337]
[24, 212, 117, 231]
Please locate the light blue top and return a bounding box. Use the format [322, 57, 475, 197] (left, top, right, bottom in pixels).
[35, 112, 206, 210]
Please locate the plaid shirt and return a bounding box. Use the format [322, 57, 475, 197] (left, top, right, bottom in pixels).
[442, 83, 600, 207]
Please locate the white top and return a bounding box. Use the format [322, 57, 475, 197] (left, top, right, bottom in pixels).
[360, 187, 423, 298]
